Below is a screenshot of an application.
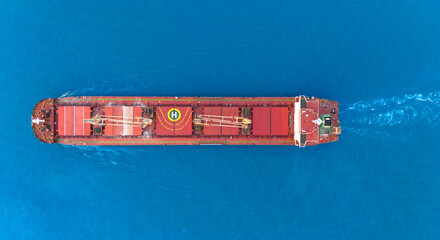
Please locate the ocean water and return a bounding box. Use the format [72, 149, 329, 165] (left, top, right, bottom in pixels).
[1, 0, 440, 239]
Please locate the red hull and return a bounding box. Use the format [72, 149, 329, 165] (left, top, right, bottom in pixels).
[31, 96, 341, 147]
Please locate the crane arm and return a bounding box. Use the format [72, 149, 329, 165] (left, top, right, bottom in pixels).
[84, 114, 153, 128]
[193, 114, 251, 129]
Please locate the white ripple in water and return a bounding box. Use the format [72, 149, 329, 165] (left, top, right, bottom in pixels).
[340, 92, 440, 137]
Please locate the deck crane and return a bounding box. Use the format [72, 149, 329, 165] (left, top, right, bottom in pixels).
[193, 114, 252, 129]
[84, 114, 153, 128]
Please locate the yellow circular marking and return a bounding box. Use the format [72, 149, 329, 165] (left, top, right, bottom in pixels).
[167, 108, 181, 122]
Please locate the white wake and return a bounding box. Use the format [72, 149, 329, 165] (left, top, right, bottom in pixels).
[340, 92, 440, 137]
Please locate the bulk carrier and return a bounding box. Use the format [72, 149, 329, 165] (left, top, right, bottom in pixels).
[31, 96, 341, 147]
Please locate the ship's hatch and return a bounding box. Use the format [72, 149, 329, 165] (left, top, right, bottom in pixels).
[252, 107, 289, 136]
[156, 107, 193, 136]
[57, 106, 92, 136]
[103, 106, 144, 136]
[201, 107, 240, 136]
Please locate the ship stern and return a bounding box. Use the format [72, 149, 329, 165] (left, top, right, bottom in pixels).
[294, 96, 341, 147]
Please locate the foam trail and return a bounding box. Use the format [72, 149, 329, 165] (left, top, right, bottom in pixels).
[340, 92, 440, 137]
[58, 90, 79, 98]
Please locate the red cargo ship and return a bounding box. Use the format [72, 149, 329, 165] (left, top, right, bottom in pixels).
[31, 96, 341, 147]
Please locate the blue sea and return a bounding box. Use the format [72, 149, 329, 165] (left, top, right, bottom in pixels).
[1, 1, 440, 239]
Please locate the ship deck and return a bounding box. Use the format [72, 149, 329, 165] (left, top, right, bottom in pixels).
[32, 96, 340, 147]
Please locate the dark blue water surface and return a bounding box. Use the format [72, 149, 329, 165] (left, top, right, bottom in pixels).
[1, 1, 440, 239]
